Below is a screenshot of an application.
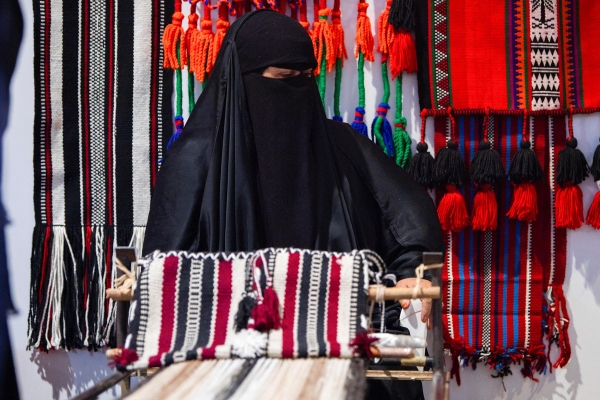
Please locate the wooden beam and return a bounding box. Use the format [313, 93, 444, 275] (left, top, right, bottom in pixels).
[367, 286, 440, 301]
[366, 370, 433, 381]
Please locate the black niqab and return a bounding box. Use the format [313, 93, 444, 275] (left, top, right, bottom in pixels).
[143, 10, 443, 282]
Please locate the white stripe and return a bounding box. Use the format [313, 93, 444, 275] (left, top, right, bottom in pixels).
[306, 253, 322, 356]
[132, 0, 153, 225]
[337, 255, 354, 357]
[267, 252, 289, 357]
[174, 258, 203, 362]
[50, 0, 65, 225]
[142, 257, 165, 362]
[200, 258, 220, 358]
[548, 117, 556, 284]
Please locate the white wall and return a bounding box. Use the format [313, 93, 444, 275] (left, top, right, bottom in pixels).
[4, 0, 600, 399]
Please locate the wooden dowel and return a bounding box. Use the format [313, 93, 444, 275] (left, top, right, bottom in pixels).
[367, 286, 440, 301]
[366, 370, 433, 381]
[369, 347, 414, 358]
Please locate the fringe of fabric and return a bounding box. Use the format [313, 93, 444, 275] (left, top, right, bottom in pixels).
[444, 334, 548, 385]
[28, 224, 146, 350]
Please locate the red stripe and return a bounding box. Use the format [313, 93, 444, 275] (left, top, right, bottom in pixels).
[201, 260, 233, 359]
[578, 1, 600, 107]
[552, 117, 567, 285]
[326, 256, 341, 357]
[448, 0, 508, 109]
[282, 252, 301, 358]
[148, 255, 180, 367]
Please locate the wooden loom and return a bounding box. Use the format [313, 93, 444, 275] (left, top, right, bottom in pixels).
[71, 252, 449, 400]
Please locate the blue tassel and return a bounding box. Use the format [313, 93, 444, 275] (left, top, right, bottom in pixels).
[333, 115, 343, 122]
[371, 104, 395, 157]
[351, 107, 369, 138]
[166, 116, 184, 150]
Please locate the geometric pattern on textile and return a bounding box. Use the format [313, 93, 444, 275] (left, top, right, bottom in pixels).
[416, 0, 600, 111]
[433, 115, 567, 378]
[124, 249, 380, 371]
[29, 0, 173, 350]
[530, 0, 560, 110]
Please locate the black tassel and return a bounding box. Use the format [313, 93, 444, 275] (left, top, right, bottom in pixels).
[388, 0, 415, 31]
[556, 137, 590, 186]
[234, 295, 257, 332]
[591, 140, 600, 182]
[433, 139, 466, 187]
[470, 140, 505, 184]
[407, 142, 435, 188]
[507, 140, 543, 184]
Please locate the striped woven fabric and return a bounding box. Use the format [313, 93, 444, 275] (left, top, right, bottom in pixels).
[433, 115, 568, 380]
[415, 0, 600, 111]
[124, 248, 381, 370]
[29, 0, 173, 350]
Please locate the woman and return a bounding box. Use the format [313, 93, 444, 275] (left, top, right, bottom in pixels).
[144, 10, 443, 399]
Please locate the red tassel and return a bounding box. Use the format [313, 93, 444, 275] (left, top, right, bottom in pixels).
[389, 29, 417, 79]
[471, 184, 497, 231]
[349, 331, 378, 358]
[251, 287, 281, 332]
[108, 348, 139, 368]
[507, 182, 538, 222]
[546, 285, 571, 369]
[437, 184, 469, 232]
[555, 181, 584, 230]
[586, 190, 600, 229]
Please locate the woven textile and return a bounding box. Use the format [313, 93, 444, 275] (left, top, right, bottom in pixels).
[29, 0, 173, 350]
[433, 115, 569, 379]
[124, 248, 381, 370]
[415, 0, 600, 111]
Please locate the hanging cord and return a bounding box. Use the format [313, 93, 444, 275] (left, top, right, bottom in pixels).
[371, 62, 394, 156]
[186, 0, 200, 113]
[393, 72, 411, 168]
[331, 0, 346, 121]
[351, 0, 374, 138]
[167, 42, 185, 150]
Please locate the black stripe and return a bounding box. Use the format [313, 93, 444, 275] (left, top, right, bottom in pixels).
[114, 0, 134, 227]
[172, 256, 191, 352]
[415, 0, 432, 110]
[316, 253, 329, 357]
[32, 0, 42, 225]
[197, 257, 215, 348]
[296, 252, 311, 357]
[62, 0, 81, 226]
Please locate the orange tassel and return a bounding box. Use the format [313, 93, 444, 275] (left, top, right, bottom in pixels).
[212, 3, 230, 70]
[354, 2, 374, 62]
[330, 9, 347, 64]
[555, 181, 584, 230]
[471, 184, 497, 231]
[312, 8, 335, 75]
[586, 190, 600, 229]
[377, 0, 395, 57]
[389, 29, 417, 78]
[437, 184, 470, 232]
[191, 4, 215, 81]
[507, 182, 538, 222]
[162, 0, 186, 69]
[186, 1, 200, 73]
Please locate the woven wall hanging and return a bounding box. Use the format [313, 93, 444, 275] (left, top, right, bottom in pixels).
[29, 0, 174, 350]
